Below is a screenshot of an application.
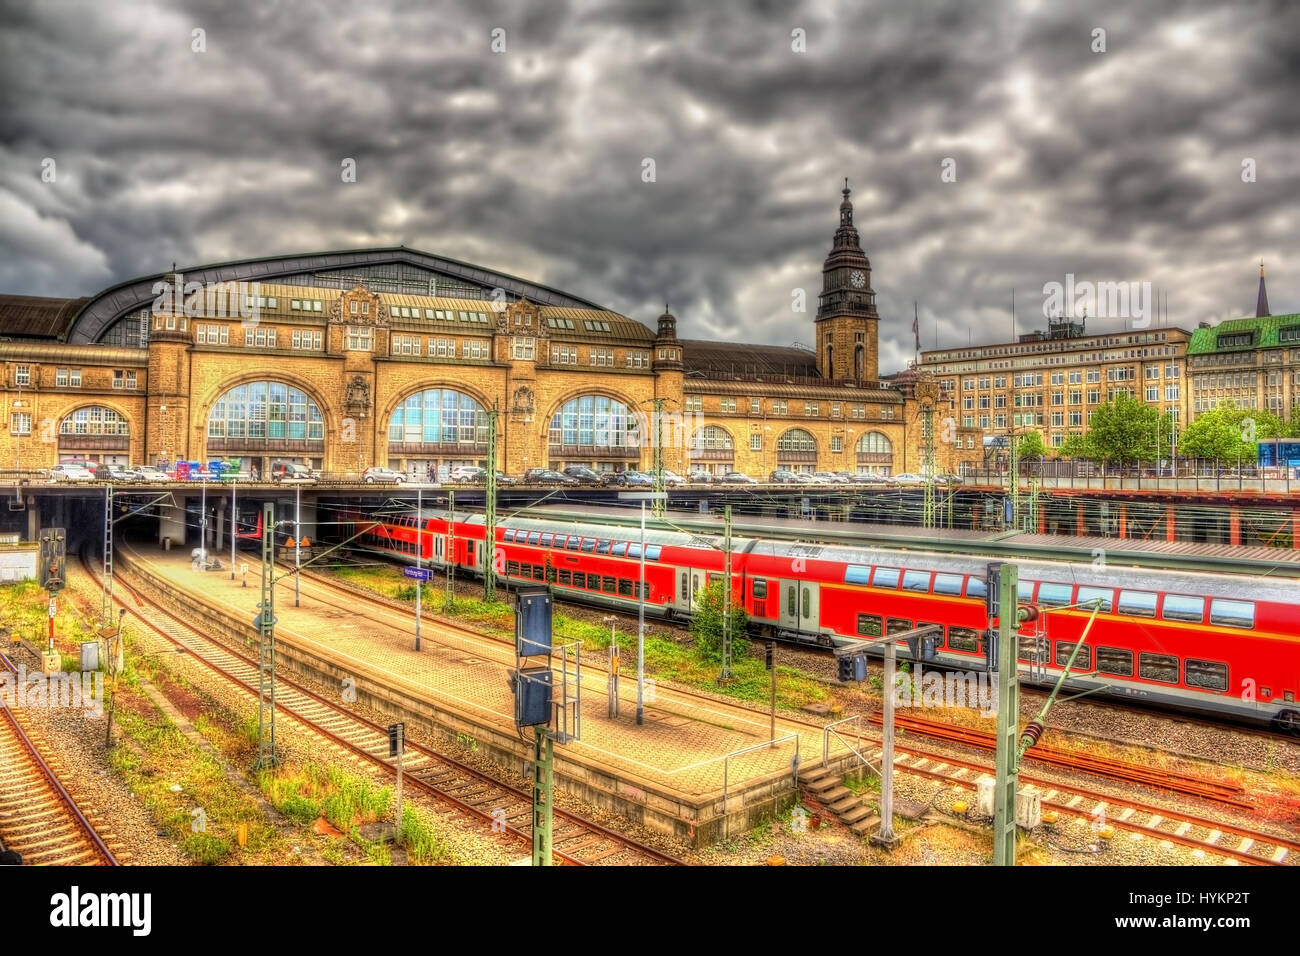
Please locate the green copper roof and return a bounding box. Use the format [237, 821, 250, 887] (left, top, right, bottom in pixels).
[1186, 313, 1300, 354]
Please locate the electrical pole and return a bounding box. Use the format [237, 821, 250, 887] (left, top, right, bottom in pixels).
[993, 562, 1026, 866]
[921, 404, 936, 529]
[718, 504, 734, 682]
[255, 501, 279, 769]
[483, 405, 498, 602]
[415, 485, 422, 651]
[637, 499, 646, 725]
[1007, 430, 1020, 530]
[532, 728, 554, 866]
[102, 483, 113, 625]
[294, 483, 301, 607]
[230, 479, 237, 580]
[447, 488, 456, 611]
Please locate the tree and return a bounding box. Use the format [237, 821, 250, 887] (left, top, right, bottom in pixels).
[1017, 431, 1047, 461]
[689, 578, 748, 662]
[1057, 433, 1088, 459]
[1179, 403, 1272, 463]
[1085, 393, 1161, 465]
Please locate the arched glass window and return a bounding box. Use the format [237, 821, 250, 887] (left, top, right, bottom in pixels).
[691, 425, 734, 450]
[60, 406, 130, 436]
[208, 382, 323, 441]
[388, 389, 488, 444]
[777, 428, 817, 453]
[549, 395, 637, 449]
[856, 431, 892, 454]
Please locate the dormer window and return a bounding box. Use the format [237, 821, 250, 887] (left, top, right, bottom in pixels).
[350, 301, 359, 315]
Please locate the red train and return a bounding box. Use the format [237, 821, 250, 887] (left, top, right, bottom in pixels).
[339, 508, 1300, 732]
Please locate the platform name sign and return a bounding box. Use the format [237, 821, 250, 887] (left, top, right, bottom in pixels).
[402, 566, 433, 582]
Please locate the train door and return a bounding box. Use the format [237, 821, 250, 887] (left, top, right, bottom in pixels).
[433, 535, 444, 566]
[778, 581, 820, 634]
[674, 568, 704, 614]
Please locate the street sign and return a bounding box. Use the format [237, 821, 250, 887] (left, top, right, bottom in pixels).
[402, 566, 433, 581]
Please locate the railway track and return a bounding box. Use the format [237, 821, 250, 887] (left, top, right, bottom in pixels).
[0, 652, 118, 866]
[92, 552, 681, 866]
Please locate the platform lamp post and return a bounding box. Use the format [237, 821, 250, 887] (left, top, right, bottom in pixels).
[482, 405, 499, 603]
[618, 491, 664, 725]
[230, 477, 237, 580]
[294, 482, 301, 607]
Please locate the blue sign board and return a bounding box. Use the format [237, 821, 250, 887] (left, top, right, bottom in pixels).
[402, 566, 433, 581]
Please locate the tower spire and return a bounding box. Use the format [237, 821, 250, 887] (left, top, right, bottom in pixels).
[1256, 260, 1270, 318]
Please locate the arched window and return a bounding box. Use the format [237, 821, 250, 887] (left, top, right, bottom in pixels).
[207, 382, 323, 443]
[856, 431, 892, 454]
[60, 406, 130, 437]
[691, 425, 734, 451]
[388, 389, 488, 446]
[777, 428, 817, 454]
[549, 395, 637, 451]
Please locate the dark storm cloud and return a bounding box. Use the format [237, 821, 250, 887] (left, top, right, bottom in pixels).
[0, 0, 1296, 373]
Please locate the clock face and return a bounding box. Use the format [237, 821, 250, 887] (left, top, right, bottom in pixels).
[849, 270, 866, 288]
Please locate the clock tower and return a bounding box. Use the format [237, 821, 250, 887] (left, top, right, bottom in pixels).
[815, 180, 879, 382]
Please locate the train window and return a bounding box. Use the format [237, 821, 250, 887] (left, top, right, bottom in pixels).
[801, 588, 811, 618]
[581, 538, 596, 553]
[947, 626, 979, 652]
[1096, 646, 1133, 677]
[753, 581, 768, 599]
[1161, 594, 1205, 623]
[596, 540, 611, 555]
[1054, 641, 1091, 670]
[612, 542, 629, 557]
[965, 577, 987, 599]
[572, 572, 586, 588]
[1185, 659, 1229, 691]
[872, 567, 901, 589]
[535, 565, 547, 580]
[645, 545, 662, 560]
[507, 561, 520, 575]
[1037, 583, 1073, 607]
[933, 573, 964, 596]
[602, 576, 616, 593]
[1138, 653, 1179, 684]
[1076, 587, 1114, 614]
[527, 532, 541, 545]
[787, 586, 796, 616]
[1018, 637, 1049, 663]
[553, 535, 566, 548]
[886, 617, 913, 636]
[901, 570, 931, 593]
[540, 533, 553, 547]
[1018, 581, 1034, 602]
[566, 536, 581, 551]
[681, 572, 688, 596]
[627, 544, 641, 558]
[918, 622, 943, 648]
[844, 564, 871, 585]
[1209, 599, 1255, 629]
[504, 529, 517, 541]
[558, 570, 571, 585]
[618, 579, 634, 596]
[857, 614, 883, 637]
[1117, 590, 1157, 618]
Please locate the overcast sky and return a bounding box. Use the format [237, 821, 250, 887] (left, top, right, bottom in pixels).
[1, 0, 1297, 373]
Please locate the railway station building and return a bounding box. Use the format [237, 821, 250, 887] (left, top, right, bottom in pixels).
[1, 186, 979, 480]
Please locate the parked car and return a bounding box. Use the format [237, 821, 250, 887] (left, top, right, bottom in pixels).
[854, 473, 889, 485]
[48, 463, 95, 483]
[769, 469, 798, 484]
[659, 469, 687, 486]
[719, 471, 757, 484]
[562, 466, 603, 486]
[494, 471, 518, 485]
[687, 470, 715, 484]
[791, 472, 817, 484]
[813, 471, 850, 484]
[361, 466, 404, 484]
[534, 469, 578, 485]
[101, 465, 141, 483]
[271, 461, 316, 482]
[135, 465, 172, 482]
[450, 465, 487, 485]
[892, 473, 926, 485]
[833, 471, 858, 483]
[522, 468, 550, 483]
[602, 470, 654, 487]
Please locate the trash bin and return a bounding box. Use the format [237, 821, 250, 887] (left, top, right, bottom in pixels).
[163, 536, 172, 551]
[80, 641, 99, 671]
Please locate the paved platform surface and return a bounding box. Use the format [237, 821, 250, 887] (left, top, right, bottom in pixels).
[123, 543, 834, 797]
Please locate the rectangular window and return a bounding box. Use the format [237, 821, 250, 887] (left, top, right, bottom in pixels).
[1018, 637, 1050, 663]
[831, 436, 842, 453]
[1054, 641, 1090, 670]
[932, 573, 964, 596]
[512, 337, 535, 360]
[572, 572, 586, 588]
[844, 565, 871, 585]
[601, 576, 616, 593]
[347, 327, 372, 351]
[1161, 594, 1205, 623]
[856, 613, 882, 637]
[618, 578, 634, 596]
[580, 538, 595, 553]
[1096, 646, 1134, 677]
[901, 570, 931, 592]
[1185, 659, 1228, 691]
[1138, 652, 1179, 684]
[11, 412, 32, 435]
[753, 580, 767, 599]
[872, 567, 901, 589]
[749, 434, 761, 451]
[1075, 586, 1114, 613]
[1209, 599, 1254, 629]
[56, 368, 67, 387]
[1117, 589, 1157, 617]
[947, 626, 979, 652]
[557, 570, 572, 586]
[1036, 583, 1073, 607]
[886, 617, 913, 636]
[965, 576, 987, 599]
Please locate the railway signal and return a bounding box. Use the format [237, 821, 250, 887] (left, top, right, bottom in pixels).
[38, 527, 66, 593]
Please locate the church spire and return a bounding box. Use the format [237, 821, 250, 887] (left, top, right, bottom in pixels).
[1256, 260, 1270, 318]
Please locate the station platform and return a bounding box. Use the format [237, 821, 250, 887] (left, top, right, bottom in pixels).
[116, 542, 842, 846]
